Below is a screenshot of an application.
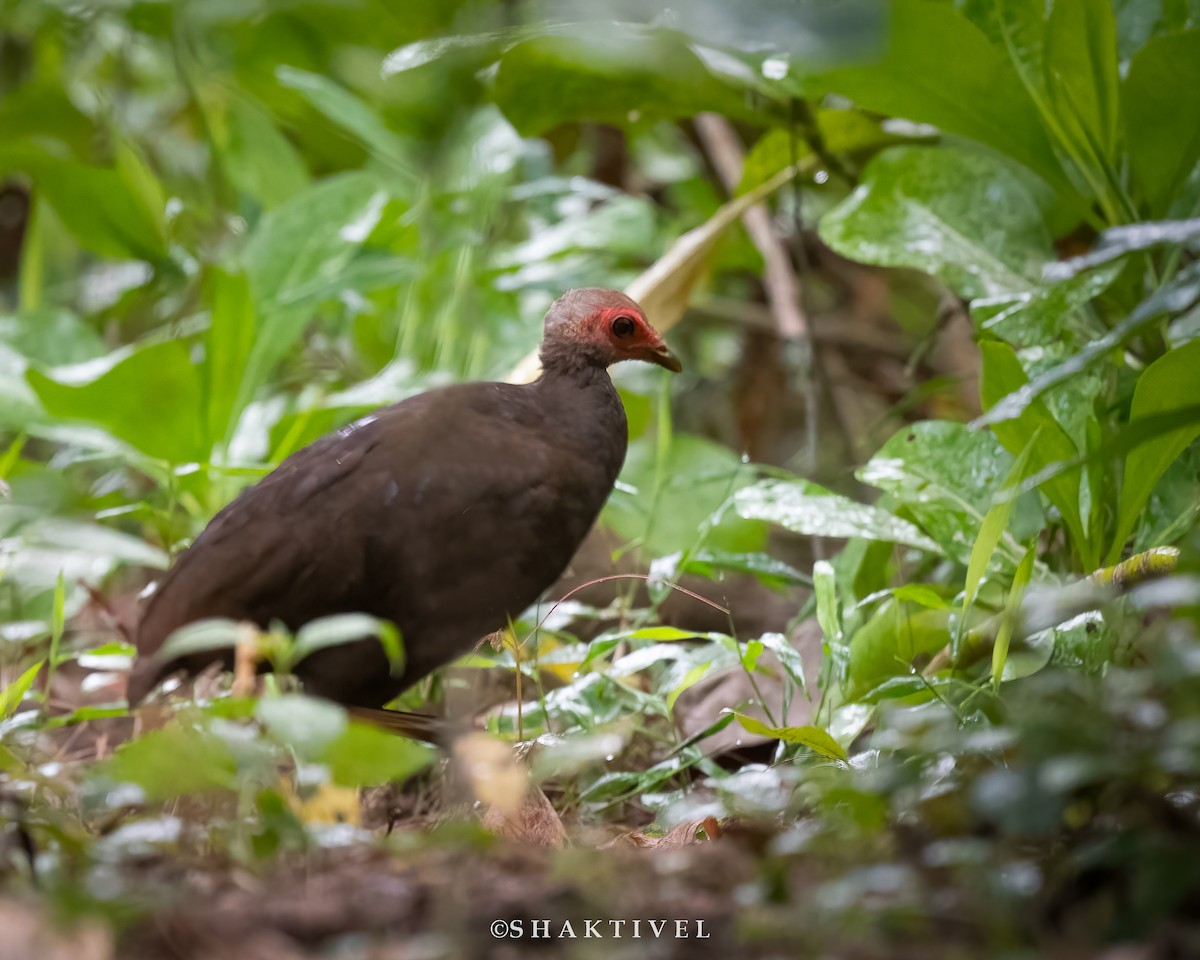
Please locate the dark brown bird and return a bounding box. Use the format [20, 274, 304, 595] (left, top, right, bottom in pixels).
[128, 288, 681, 713]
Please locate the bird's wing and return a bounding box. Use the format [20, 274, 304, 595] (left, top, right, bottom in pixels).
[129, 384, 605, 701]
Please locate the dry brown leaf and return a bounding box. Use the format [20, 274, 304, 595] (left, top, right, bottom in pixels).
[480, 782, 568, 849]
[618, 816, 724, 849]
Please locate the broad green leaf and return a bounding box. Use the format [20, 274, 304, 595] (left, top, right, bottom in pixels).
[811, 0, 1065, 190]
[979, 341, 1092, 568]
[383, 31, 514, 75]
[857, 420, 1016, 564]
[0, 308, 105, 366]
[735, 478, 943, 553]
[27, 340, 206, 464]
[104, 722, 238, 800]
[0, 660, 43, 718]
[244, 171, 391, 309]
[1044, 0, 1121, 167]
[728, 711, 848, 762]
[972, 262, 1120, 346]
[819, 146, 1053, 300]
[493, 25, 749, 136]
[977, 260, 1200, 425]
[1136, 443, 1200, 551]
[0, 82, 94, 157]
[604, 434, 763, 558]
[2, 517, 169, 596]
[846, 599, 952, 701]
[1124, 31, 1200, 215]
[1111, 339, 1200, 561]
[240, 172, 393, 406]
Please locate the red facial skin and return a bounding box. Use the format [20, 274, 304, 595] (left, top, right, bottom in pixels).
[592, 304, 683, 372]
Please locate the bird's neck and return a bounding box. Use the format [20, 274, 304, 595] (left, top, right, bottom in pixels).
[538, 336, 611, 379]
[535, 357, 627, 480]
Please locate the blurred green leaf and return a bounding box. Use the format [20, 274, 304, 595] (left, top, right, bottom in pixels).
[323, 721, 433, 787]
[814, 560, 841, 648]
[812, 0, 1067, 192]
[239, 171, 394, 405]
[1111, 339, 1200, 562]
[256, 694, 346, 757]
[291, 614, 405, 674]
[0, 660, 43, 719]
[1044, 0, 1120, 166]
[211, 97, 309, 209]
[1046, 219, 1200, 280]
[1124, 31, 1200, 215]
[993, 544, 1037, 687]
[0, 143, 167, 262]
[104, 722, 238, 800]
[892, 585, 951, 610]
[978, 261, 1200, 428]
[26, 340, 207, 463]
[243, 171, 391, 309]
[819, 146, 1053, 299]
[492, 24, 750, 136]
[758, 631, 808, 696]
[681, 548, 810, 587]
[962, 431, 1040, 624]
[737, 111, 906, 195]
[0, 309, 106, 367]
[205, 269, 258, 454]
[157, 619, 244, 663]
[276, 67, 417, 187]
[972, 262, 1119, 346]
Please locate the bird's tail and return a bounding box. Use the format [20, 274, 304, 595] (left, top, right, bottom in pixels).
[346, 706, 449, 745]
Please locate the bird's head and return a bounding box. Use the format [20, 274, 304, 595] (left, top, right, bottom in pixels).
[541, 288, 683, 374]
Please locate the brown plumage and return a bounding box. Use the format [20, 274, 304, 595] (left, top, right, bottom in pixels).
[128, 288, 681, 710]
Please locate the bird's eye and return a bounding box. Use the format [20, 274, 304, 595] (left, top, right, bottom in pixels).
[611, 316, 636, 337]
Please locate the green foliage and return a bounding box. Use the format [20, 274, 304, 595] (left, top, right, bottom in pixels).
[820, 146, 1053, 299]
[2, 0, 1200, 952]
